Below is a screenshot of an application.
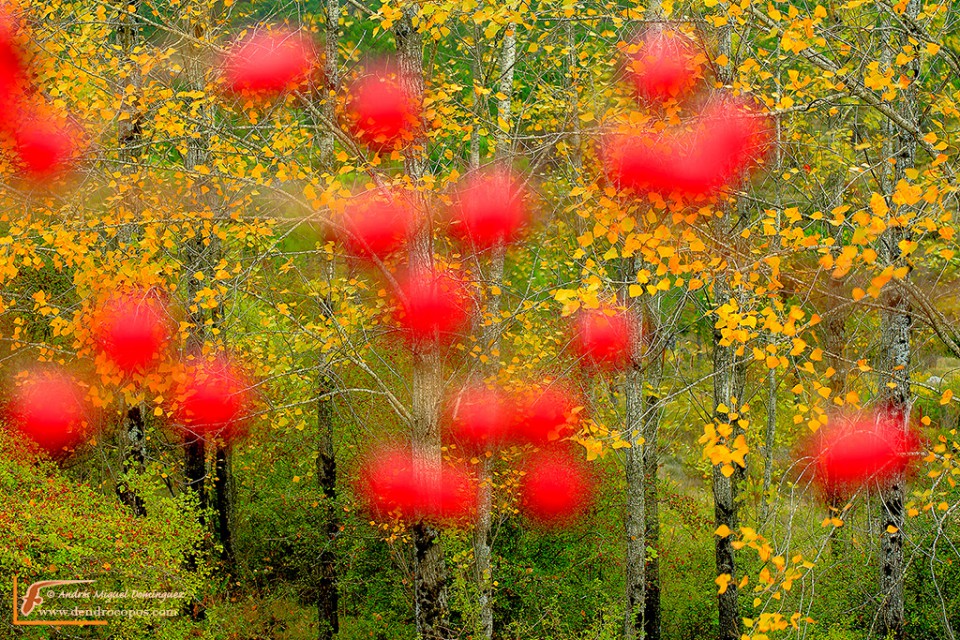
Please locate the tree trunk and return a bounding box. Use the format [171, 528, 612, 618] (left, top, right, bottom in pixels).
[470, 18, 516, 639]
[469, 23, 483, 172]
[472, 248, 503, 640]
[760, 121, 784, 531]
[181, 12, 218, 620]
[711, 21, 747, 640]
[621, 255, 647, 640]
[712, 274, 747, 640]
[115, 0, 143, 246]
[111, 0, 148, 517]
[395, 9, 452, 639]
[318, 0, 340, 171]
[213, 445, 234, 572]
[116, 404, 147, 516]
[316, 1, 341, 636]
[876, 4, 919, 636]
[623, 374, 646, 640]
[642, 295, 664, 640]
[317, 372, 339, 640]
[411, 346, 448, 640]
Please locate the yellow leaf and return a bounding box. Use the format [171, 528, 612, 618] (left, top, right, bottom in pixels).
[886, 525, 898, 534]
[941, 389, 954, 405]
[893, 180, 922, 206]
[869, 192, 889, 216]
[926, 42, 941, 55]
[580, 438, 603, 461]
[628, 284, 643, 298]
[715, 525, 733, 538]
[715, 573, 732, 594]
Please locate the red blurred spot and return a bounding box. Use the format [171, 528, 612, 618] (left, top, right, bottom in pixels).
[11, 117, 80, 180]
[676, 97, 773, 193]
[358, 449, 421, 517]
[357, 447, 478, 524]
[223, 29, 317, 96]
[92, 289, 173, 374]
[174, 356, 253, 442]
[338, 189, 417, 260]
[0, 14, 27, 128]
[624, 27, 703, 103]
[604, 131, 674, 195]
[392, 271, 472, 344]
[604, 94, 772, 198]
[514, 384, 582, 445]
[6, 369, 89, 457]
[445, 384, 515, 451]
[449, 168, 530, 250]
[571, 308, 634, 371]
[345, 68, 420, 150]
[519, 450, 594, 527]
[809, 414, 918, 494]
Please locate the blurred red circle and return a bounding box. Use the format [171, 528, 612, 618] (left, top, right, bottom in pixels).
[338, 189, 417, 260]
[11, 118, 80, 180]
[345, 70, 420, 150]
[445, 384, 515, 451]
[7, 369, 89, 457]
[571, 308, 634, 371]
[357, 447, 478, 525]
[0, 14, 27, 129]
[812, 415, 916, 493]
[223, 29, 317, 96]
[174, 356, 252, 442]
[624, 27, 703, 103]
[513, 384, 582, 445]
[519, 450, 594, 527]
[449, 168, 530, 250]
[603, 95, 772, 198]
[92, 290, 173, 374]
[392, 271, 472, 344]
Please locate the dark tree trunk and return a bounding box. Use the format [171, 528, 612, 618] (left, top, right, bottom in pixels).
[213, 445, 234, 573]
[183, 437, 207, 544]
[112, 0, 148, 517]
[643, 321, 664, 640]
[116, 405, 146, 516]
[317, 372, 339, 640]
[712, 275, 747, 640]
[316, 0, 341, 634]
[180, 13, 217, 622]
[710, 20, 748, 640]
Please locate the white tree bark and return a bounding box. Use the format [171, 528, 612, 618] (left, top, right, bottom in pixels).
[877, 2, 919, 637]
